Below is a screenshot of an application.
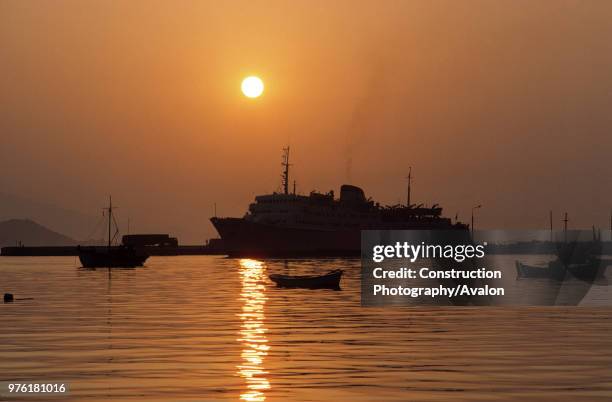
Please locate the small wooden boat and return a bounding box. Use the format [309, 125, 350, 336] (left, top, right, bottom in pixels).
[269, 269, 343, 289]
[516, 260, 567, 280]
[516, 259, 603, 282]
[515, 261, 551, 279]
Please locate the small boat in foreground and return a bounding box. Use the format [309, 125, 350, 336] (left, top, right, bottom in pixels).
[269, 269, 343, 289]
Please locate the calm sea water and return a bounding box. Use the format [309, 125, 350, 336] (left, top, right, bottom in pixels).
[1, 256, 611, 401]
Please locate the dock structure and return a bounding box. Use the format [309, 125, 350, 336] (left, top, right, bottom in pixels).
[1, 239, 226, 257]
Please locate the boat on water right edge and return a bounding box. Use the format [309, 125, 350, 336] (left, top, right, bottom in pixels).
[211, 147, 469, 257]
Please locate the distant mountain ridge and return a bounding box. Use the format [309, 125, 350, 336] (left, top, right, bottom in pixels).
[0, 191, 96, 240]
[0, 219, 77, 247]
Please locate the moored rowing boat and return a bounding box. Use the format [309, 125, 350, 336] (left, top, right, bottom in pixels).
[269, 269, 343, 289]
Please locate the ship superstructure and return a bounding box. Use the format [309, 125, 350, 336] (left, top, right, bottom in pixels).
[211, 148, 468, 256]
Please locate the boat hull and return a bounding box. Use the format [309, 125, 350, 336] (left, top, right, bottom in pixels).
[515, 259, 603, 282]
[269, 270, 343, 289]
[78, 247, 148, 268]
[515, 261, 565, 280]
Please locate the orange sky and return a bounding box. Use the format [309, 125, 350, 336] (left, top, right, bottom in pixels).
[1, 1, 612, 242]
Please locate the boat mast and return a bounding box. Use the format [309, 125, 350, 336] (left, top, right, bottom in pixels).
[282, 146, 290, 195]
[406, 167, 412, 207]
[108, 196, 113, 249]
[549, 210, 553, 242]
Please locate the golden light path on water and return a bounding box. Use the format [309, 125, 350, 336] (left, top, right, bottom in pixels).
[237, 259, 270, 402]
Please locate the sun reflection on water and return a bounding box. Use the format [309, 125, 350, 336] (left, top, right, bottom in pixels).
[238, 259, 270, 402]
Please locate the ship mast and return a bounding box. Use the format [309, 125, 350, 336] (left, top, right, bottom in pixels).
[282, 146, 291, 195]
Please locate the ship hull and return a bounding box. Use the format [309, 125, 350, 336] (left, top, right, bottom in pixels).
[211, 218, 360, 257]
[210, 217, 467, 257]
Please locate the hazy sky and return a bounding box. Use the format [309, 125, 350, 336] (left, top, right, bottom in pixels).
[1, 1, 612, 242]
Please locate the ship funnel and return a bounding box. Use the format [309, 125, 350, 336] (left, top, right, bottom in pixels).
[340, 185, 366, 203]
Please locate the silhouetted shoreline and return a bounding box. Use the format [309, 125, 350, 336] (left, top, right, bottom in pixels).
[0, 244, 226, 257]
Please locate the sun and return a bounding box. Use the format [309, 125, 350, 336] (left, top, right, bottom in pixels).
[241, 76, 264, 98]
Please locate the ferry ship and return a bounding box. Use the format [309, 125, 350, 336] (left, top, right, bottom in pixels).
[211, 148, 468, 257]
